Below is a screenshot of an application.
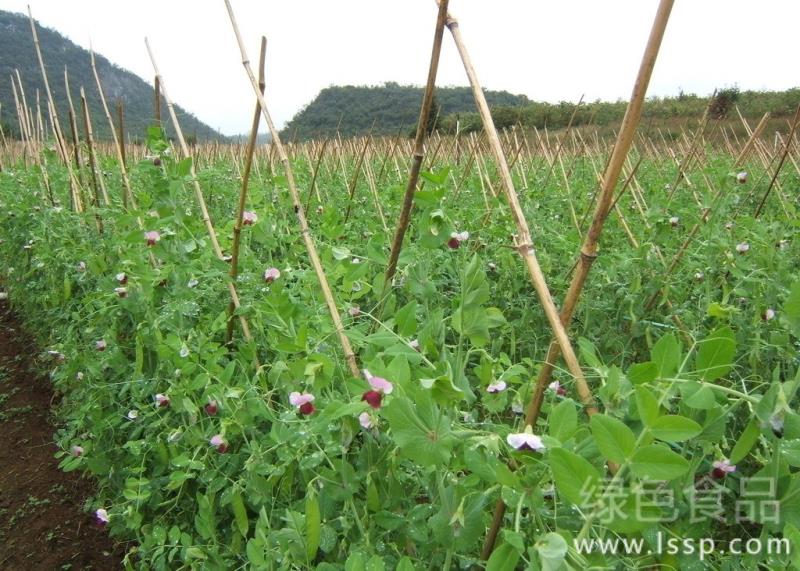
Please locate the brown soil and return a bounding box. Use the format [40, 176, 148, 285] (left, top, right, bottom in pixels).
[0, 300, 128, 570]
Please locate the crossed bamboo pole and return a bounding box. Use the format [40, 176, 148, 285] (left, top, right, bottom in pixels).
[479, 0, 675, 557]
[223, 0, 360, 378]
[441, 3, 596, 415]
[145, 38, 255, 344]
[226, 37, 267, 345]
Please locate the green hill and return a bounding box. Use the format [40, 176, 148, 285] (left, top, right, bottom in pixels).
[0, 10, 223, 142]
[282, 82, 799, 142]
[281, 82, 530, 141]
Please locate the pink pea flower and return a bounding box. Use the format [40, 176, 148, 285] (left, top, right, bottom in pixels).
[154, 393, 170, 408]
[694, 271, 705, 282]
[263, 267, 281, 283]
[115, 272, 128, 285]
[242, 211, 258, 225]
[209, 434, 228, 453]
[114, 287, 127, 298]
[548, 381, 567, 396]
[349, 306, 361, 317]
[507, 428, 546, 452]
[144, 231, 161, 246]
[448, 230, 469, 249]
[205, 400, 218, 416]
[669, 216, 680, 227]
[71, 445, 84, 457]
[95, 339, 107, 352]
[77, 261, 87, 272]
[736, 243, 750, 254]
[362, 369, 393, 409]
[711, 458, 736, 479]
[736, 171, 747, 184]
[408, 339, 420, 351]
[487, 380, 507, 393]
[94, 508, 109, 528]
[762, 308, 775, 321]
[359, 411, 374, 429]
[289, 391, 316, 415]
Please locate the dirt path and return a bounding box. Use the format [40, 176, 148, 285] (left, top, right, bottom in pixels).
[0, 300, 127, 570]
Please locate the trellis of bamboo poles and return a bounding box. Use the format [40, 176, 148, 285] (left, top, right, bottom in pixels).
[226, 36, 267, 346]
[223, 0, 360, 379]
[480, 0, 674, 557]
[145, 38, 255, 346]
[754, 104, 800, 219]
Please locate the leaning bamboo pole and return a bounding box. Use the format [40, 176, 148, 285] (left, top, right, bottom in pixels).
[441, 4, 595, 415]
[754, 104, 800, 219]
[28, 9, 84, 212]
[226, 36, 266, 346]
[382, 0, 449, 292]
[223, 0, 360, 378]
[80, 88, 110, 207]
[481, 0, 675, 558]
[90, 50, 136, 209]
[145, 38, 255, 344]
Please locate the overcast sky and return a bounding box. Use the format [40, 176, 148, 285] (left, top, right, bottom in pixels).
[3, 1, 797, 136]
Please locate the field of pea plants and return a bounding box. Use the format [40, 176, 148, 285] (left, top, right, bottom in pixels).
[1, 110, 798, 569]
[1, 1, 800, 570]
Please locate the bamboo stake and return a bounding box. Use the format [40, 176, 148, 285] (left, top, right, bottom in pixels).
[145, 38, 255, 345]
[226, 36, 266, 346]
[304, 137, 329, 212]
[754, 104, 800, 219]
[80, 87, 110, 207]
[482, 0, 674, 557]
[223, 0, 360, 378]
[90, 49, 136, 209]
[116, 99, 127, 167]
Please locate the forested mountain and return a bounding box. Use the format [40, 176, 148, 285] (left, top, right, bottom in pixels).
[0, 10, 223, 142]
[281, 83, 530, 140]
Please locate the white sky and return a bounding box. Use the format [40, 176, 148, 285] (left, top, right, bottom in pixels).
[3, 1, 797, 136]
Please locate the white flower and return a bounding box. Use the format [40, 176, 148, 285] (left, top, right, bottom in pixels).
[507, 430, 546, 452]
[694, 272, 705, 281]
[187, 279, 199, 288]
[179, 344, 190, 358]
[763, 308, 776, 321]
[736, 171, 748, 184]
[736, 243, 750, 254]
[486, 380, 507, 393]
[127, 410, 139, 420]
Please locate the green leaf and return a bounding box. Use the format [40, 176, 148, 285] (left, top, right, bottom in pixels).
[549, 400, 578, 442]
[305, 487, 321, 560]
[231, 490, 249, 537]
[590, 414, 637, 463]
[394, 300, 417, 337]
[383, 396, 454, 466]
[628, 361, 658, 384]
[345, 552, 367, 571]
[635, 386, 660, 426]
[486, 543, 520, 571]
[650, 415, 702, 442]
[536, 532, 568, 571]
[651, 333, 681, 378]
[695, 326, 736, 381]
[549, 448, 601, 506]
[730, 419, 761, 463]
[630, 444, 690, 480]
